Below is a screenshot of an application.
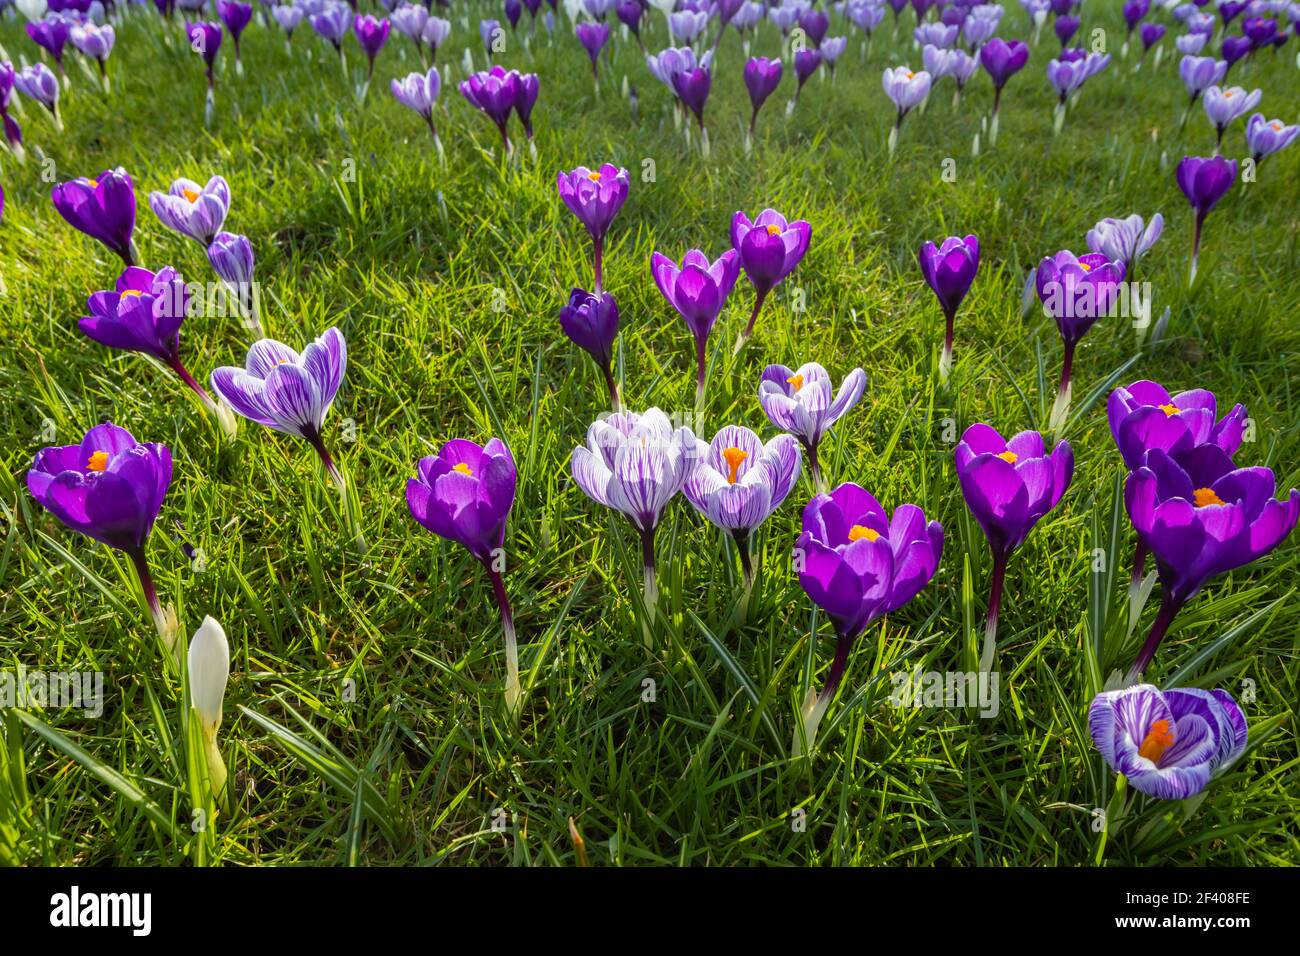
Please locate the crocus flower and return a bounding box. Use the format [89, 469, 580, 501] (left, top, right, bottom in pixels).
[505, 0, 523, 31]
[80, 266, 230, 424]
[26, 16, 71, 76]
[669, 8, 708, 42]
[1178, 54, 1226, 118]
[758, 362, 866, 492]
[1220, 34, 1253, 72]
[1175, 31, 1209, 55]
[391, 66, 443, 149]
[882, 66, 930, 152]
[729, 208, 811, 352]
[14, 62, 60, 131]
[1125, 447, 1298, 675]
[1089, 684, 1246, 799]
[1245, 113, 1299, 164]
[979, 37, 1028, 142]
[480, 17, 503, 55]
[310, 4, 349, 54]
[69, 21, 113, 90]
[391, 3, 428, 57]
[1176, 155, 1236, 284]
[1122, 0, 1150, 36]
[651, 247, 741, 409]
[918, 234, 979, 379]
[569, 408, 700, 638]
[1054, 13, 1079, 45]
[27, 422, 177, 648]
[576, 22, 609, 79]
[794, 48, 823, 98]
[421, 16, 451, 60]
[672, 65, 712, 136]
[793, 483, 942, 754]
[460, 65, 521, 153]
[515, 72, 540, 141]
[1085, 213, 1164, 281]
[50, 167, 137, 266]
[1035, 250, 1125, 421]
[187, 20, 224, 95]
[1243, 15, 1279, 46]
[962, 5, 1000, 47]
[820, 36, 848, 74]
[354, 14, 391, 79]
[683, 425, 801, 586]
[559, 287, 621, 410]
[273, 4, 304, 43]
[1203, 85, 1261, 149]
[801, 8, 831, 45]
[1219, 1, 1248, 27]
[188, 615, 231, 808]
[743, 56, 782, 136]
[617, 1, 644, 48]
[407, 438, 523, 711]
[956, 424, 1072, 661]
[149, 175, 231, 246]
[206, 231, 261, 335]
[556, 163, 629, 293]
[1140, 22, 1166, 56]
[217, 0, 252, 70]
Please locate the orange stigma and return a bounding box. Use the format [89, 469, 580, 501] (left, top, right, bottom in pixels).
[786, 374, 804, 391]
[904, 71, 914, 79]
[848, 524, 880, 542]
[182, 187, 201, 202]
[765, 224, 781, 236]
[721, 447, 748, 484]
[1223, 90, 1234, 98]
[1159, 403, 1179, 416]
[1137, 719, 1175, 763]
[996, 451, 1018, 464]
[1271, 121, 1284, 131]
[452, 463, 474, 476]
[87, 451, 109, 472]
[86, 178, 99, 189]
[1193, 487, 1225, 507]
[587, 171, 601, 182]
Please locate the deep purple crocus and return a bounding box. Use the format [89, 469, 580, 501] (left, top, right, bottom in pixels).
[407, 438, 522, 711]
[918, 234, 979, 379]
[793, 48, 823, 99]
[50, 167, 137, 267]
[460, 65, 521, 153]
[576, 22, 609, 79]
[1054, 13, 1079, 46]
[28, 423, 176, 648]
[955, 424, 1073, 659]
[651, 247, 741, 409]
[354, 15, 391, 80]
[1089, 684, 1246, 799]
[559, 287, 621, 410]
[743, 56, 782, 136]
[217, 0, 253, 69]
[673, 66, 712, 133]
[1035, 250, 1125, 417]
[758, 362, 866, 492]
[729, 208, 811, 351]
[309, 4, 349, 55]
[187, 20, 224, 97]
[556, 163, 629, 293]
[1140, 22, 1166, 55]
[1125, 447, 1298, 676]
[14, 63, 61, 131]
[1220, 34, 1252, 73]
[617, 0, 644, 49]
[793, 483, 942, 754]
[26, 16, 71, 76]
[683, 425, 801, 586]
[1175, 155, 1236, 284]
[515, 72, 540, 141]
[1243, 16, 1278, 48]
[979, 37, 1029, 142]
[1122, 0, 1150, 37]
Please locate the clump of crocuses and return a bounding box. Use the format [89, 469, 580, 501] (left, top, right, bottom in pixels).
[28, 423, 178, 656]
[793, 483, 942, 755]
[955, 424, 1073, 668]
[407, 438, 523, 713]
[917, 234, 979, 381]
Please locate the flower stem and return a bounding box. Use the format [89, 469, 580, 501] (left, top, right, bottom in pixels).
[1127, 593, 1183, 680]
[306, 431, 368, 554]
[592, 235, 604, 294]
[486, 564, 522, 716]
[980, 550, 1008, 674]
[792, 630, 853, 757]
[640, 525, 658, 647]
[128, 546, 178, 662]
[939, 307, 955, 381]
[694, 334, 708, 419]
[601, 361, 622, 413]
[168, 357, 218, 413]
[1189, 214, 1204, 287]
[805, 441, 826, 495]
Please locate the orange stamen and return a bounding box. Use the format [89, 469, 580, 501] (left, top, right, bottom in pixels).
[87, 451, 109, 472]
[848, 524, 880, 542]
[1137, 719, 1175, 763]
[452, 463, 473, 476]
[997, 451, 1018, 464]
[787, 374, 804, 391]
[1159, 403, 1179, 416]
[1193, 487, 1225, 507]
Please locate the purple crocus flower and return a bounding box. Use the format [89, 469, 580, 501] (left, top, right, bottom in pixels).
[505, 0, 523, 31]
[1122, 0, 1150, 35]
[26, 16, 71, 75]
[1176, 31, 1209, 56]
[1035, 250, 1125, 408]
[407, 437, 523, 711]
[1108, 380, 1247, 474]
[354, 15, 391, 78]
[800, 8, 831, 45]
[576, 22, 610, 78]
[27, 423, 175, 646]
[559, 287, 621, 410]
[50, 167, 137, 267]
[794, 48, 823, 97]
[80, 266, 227, 419]
[1203, 85, 1261, 148]
[1220, 34, 1253, 71]
[758, 362, 866, 491]
[187, 20, 224, 90]
[14, 63, 61, 130]
[1125, 447, 1298, 675]
[207, 231, 260, 334]
[310, 4, 349, 53]
[882, 65, 930, 126]
[460, 65, 521, 152]
[1245, 113, 1299, 164]
[480, 18, 503, 55]
[69, 21, 114, 89]
[683, 425, 801, 585]
[979, 37, 1029, 131]
[743, 56, 782, 135]
[391, 67, 443, 143]
[515, 72, 540, 141]
[391, 3, 428, 55]
[793, 483, 942, 754]
[2, 82, 25, 163]
[916, 21, 959, 48]
[1140, 22, 1166, 53]
[1176, 155, 1236, 283]
[273, 4, 305, 41]
[729, 208, 811, 351]
[217, 0, 253, 67]
[955, 424, 1072, 657]
[651, 247, 741, 407]
[1178, 54, 1226, 112]
[1219, 1, 1249, 27]
[669, 9, 709, 42]
[569, 408, 701, 638]
[556, 163, 629, 293]
[149, 175, 231, 246]
[1085, 213, 1164, 280]
[918, 234, 979, 379]
[1054, 13, 1079, 45]
[1089, 684, 1246, 799]
[962, 6, 999, 47]
[421, 16, 451, 60]
[820, 36, 848, 73]
[673, 66, 712, 132]
[1243, 15, 1279, 46]
[617, 1, 644, 48]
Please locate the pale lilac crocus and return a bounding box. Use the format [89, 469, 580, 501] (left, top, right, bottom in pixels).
[758, 362, 866, 492]
[882, 66, 930, 153]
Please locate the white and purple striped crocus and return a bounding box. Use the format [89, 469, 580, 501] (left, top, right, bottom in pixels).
[149, 175, 231, 246]
[757, 362, 866, 492]
[1089, 684, 1246, 800]
[570, 408, 701, 640]
[207, 231, 260, 335]
[682, 425, 801, 587]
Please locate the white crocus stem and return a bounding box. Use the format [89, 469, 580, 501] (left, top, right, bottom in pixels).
[188, 615, 230, 809]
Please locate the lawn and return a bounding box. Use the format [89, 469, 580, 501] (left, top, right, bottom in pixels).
[0, 1, 1297, 866]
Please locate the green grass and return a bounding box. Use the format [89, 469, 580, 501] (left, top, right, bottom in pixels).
[1, 5, 1298, 866]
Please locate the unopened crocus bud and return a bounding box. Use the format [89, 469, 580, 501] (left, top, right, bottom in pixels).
[188, 615, 230, 809]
